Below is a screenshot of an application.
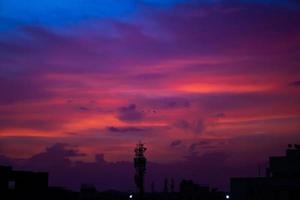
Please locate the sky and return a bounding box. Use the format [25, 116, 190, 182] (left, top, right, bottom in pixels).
[1, 0, 300, 191]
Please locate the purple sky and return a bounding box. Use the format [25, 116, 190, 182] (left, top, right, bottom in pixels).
[1, 0, 300, 191]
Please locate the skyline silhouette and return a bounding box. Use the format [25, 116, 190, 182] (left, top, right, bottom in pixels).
[1, 144, 300, 199]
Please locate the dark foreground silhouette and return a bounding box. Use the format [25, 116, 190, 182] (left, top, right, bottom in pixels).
[0, 165, 226, 200]
[230, 144, 300, 200]
[1, 144, 300, 200]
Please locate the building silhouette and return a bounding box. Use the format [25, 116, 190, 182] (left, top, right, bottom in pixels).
[231, 144, 300, 200]
[0, 165, 48, 191]
[179, 179, 225, 200]
[267, 144, 300, 178]
[0, 165, 49, 199]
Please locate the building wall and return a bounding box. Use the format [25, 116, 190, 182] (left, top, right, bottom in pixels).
[0, 165, 48, 192]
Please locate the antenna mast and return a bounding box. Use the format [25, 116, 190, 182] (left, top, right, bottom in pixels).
[134, 142, 147, 200]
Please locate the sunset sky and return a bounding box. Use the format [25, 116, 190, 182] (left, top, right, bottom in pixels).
[1, 0, 300, 191]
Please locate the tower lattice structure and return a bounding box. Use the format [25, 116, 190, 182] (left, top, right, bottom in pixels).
[134, 142, 147, 200]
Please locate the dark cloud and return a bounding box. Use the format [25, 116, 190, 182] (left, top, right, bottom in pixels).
[175, 119, 190, 130]
[0, 155, 12, 166]
[0, 26, 114, 75]
[170, 140, 182, 147]
[189, 141, 212, 152]
[22, 26, 68, 44]
[117, 104, 144, 121]
[288, 0, 300, 5]
[28, 143, 85, 167]
[289, 80, 300, 87]
[187, 140, 222, 152]
[175, 119, 205, 134]
[66, 132, 78, 136]
[211, 113, 226, 118]
[1, 2, 300, 78]
[0, 76, 53, 104]
[159, 98, 190, 109]
[132, 72, 167, 82]
[144, 97, 190, 110]
[0, 119, 65, 131]
[107, 126, 146, 133]
[192, 92, 300, 113]
[79, 106, 89, 111]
